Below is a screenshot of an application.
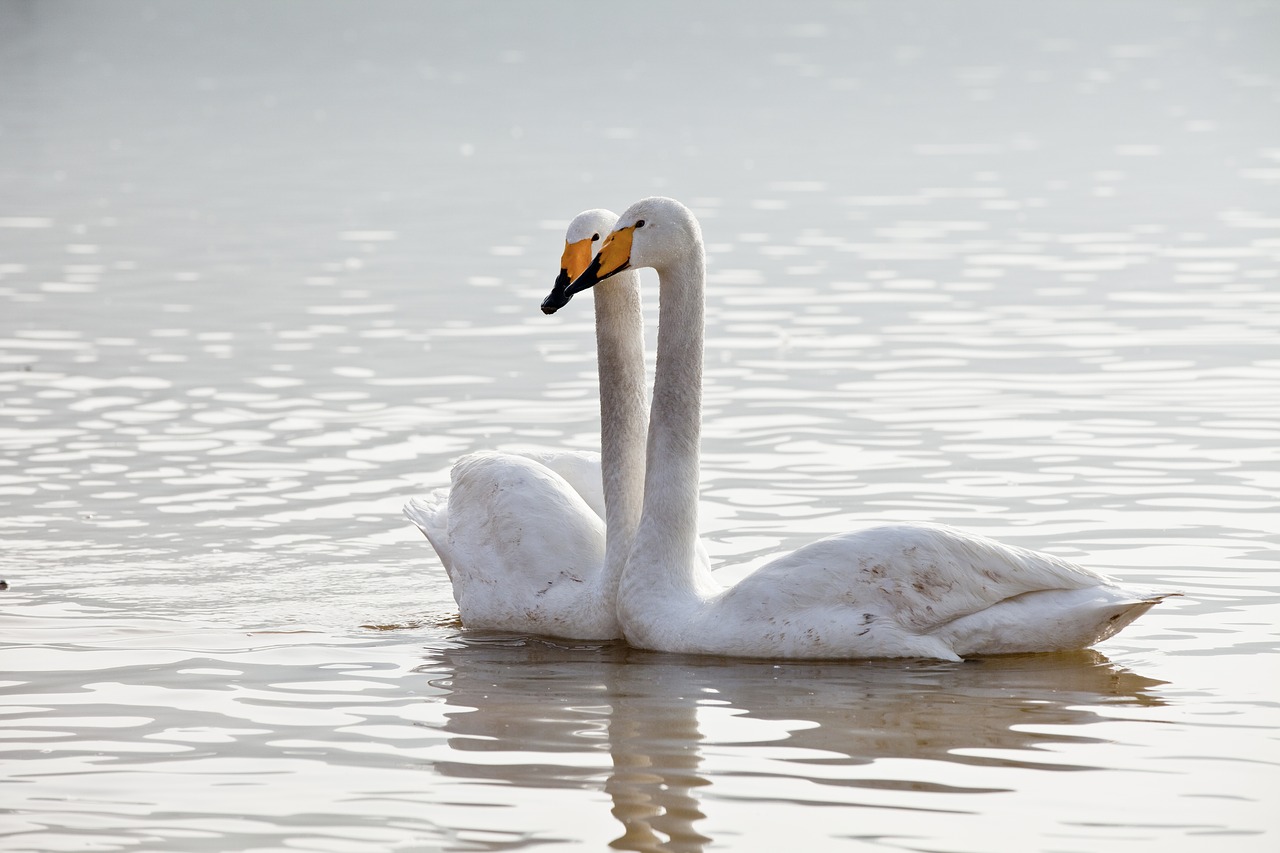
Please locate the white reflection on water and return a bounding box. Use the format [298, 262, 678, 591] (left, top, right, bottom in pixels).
[2, 0, 1279, 850]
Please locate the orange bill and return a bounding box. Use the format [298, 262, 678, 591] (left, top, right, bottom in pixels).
[560, 237, 595, 282]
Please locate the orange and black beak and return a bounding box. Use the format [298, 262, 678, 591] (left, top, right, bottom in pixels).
[541, 225, 635, 315]
[542, 235, 595, 315]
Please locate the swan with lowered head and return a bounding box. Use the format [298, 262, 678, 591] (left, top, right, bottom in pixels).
[543, 196, 1172, 660]
[404, 210, 649, 639]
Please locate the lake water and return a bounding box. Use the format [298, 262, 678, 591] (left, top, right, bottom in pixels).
[2, 1, 1278, 850]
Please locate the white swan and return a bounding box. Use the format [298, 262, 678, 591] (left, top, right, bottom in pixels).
[404, 209, 648, 639]
[544, 196, 1172, 660]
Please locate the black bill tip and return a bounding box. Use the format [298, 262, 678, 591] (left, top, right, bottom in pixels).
[541, 252, 623, 315]
[541, 268, 573, 315]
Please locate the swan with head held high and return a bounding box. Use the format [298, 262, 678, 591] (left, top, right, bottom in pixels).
[545, 196, 1173, 660]
[404, 209, 649, 639]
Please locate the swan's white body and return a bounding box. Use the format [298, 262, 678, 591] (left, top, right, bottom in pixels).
[404, 448, 617, 636]
[553, 196, 1170, 660]
[404, 210, 649, 639]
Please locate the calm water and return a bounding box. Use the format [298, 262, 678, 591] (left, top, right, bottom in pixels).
[2, 1, 1278, 850]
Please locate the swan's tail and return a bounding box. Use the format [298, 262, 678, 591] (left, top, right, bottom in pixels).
[404, 491, 453, 573]
[945, 588, 1178, 657]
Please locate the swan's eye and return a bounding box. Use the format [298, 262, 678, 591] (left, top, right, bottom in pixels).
[635, 219, 646, 228]
[591, 233, 600, 241]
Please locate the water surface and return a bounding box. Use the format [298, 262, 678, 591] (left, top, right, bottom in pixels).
[2, 1, 1278, 851]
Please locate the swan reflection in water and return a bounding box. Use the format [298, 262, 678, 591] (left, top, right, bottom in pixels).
[417, 637, 1166, 851]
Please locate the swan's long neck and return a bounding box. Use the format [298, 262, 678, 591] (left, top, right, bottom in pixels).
[625, 247, 706, 603]
[593, 270, 647, 598]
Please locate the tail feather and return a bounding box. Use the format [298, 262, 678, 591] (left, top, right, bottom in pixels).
[404, 491, 453, 573]
[944, 587, 1177, 657]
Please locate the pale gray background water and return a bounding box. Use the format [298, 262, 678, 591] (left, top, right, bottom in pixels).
[1, 1, 1277, 851]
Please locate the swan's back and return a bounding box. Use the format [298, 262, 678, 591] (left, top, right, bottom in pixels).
[647, 522, 1169, 660]
[405, 449, 606, 576]
[514, 449, 606, 518]
[408, 451, 616, 638]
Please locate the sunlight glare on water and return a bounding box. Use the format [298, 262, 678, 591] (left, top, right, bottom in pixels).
[1, 1, 1278, 851]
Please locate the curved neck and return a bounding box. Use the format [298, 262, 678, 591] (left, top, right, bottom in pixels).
[630, 248, 705, 591]
[593, 270, 648, 597]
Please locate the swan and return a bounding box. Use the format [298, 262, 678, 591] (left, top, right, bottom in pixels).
[404, 209, 648, 639]
[543, 196, 1172, 660]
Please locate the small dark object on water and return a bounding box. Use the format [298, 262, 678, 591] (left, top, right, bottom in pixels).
[0, 579, 8, 590]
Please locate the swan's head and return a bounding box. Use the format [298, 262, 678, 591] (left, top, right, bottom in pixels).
[541, 209, 618, 315]
[542, 197, 701, 314]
